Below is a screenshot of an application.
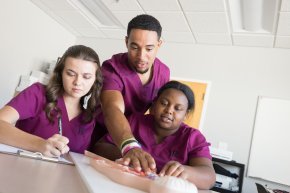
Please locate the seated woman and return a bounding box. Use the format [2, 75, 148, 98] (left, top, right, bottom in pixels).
[95, 80, 216, 189]
[0, 45, 102, 157]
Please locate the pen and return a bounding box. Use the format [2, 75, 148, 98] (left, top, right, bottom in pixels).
[58, 117, 62, 136]
[57, 117, 64, 157]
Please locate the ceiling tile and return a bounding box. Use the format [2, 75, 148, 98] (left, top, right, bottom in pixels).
[276, 12, 290, 36]
[101, 29, 127, 39]
[112, 11, 145, 29]
[30, 0, 290, 49]
[280, 0, 290, 11]
[232, 34, 274, 47]
[32, 0, 74, 11]
[138, 0, 181, 11]
[196, 33, 232, 45]
[101, 0, 142, 11]
[162, 31, 196, 43]
[179, 0, 226, 12]
[77, 28, 105, 38]
[186, 12, 230, 33]
[30, 1, 82, 37]
[275, 36, 290, 48]
[147, 11, 191, 32]
[54, 11, 95, 28]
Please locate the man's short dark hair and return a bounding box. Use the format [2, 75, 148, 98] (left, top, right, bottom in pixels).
[127, 14, 162, 39]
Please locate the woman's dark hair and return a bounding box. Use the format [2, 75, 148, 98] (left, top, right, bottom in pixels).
[45, 45, 103, 123]
[157, 80, 195, 111]
[127, 14, 162, 40]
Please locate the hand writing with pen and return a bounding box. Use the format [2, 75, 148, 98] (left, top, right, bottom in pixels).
[38, 134, 70, 157]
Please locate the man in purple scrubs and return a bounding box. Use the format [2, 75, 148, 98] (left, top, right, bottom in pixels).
[96, 14, 170, 173]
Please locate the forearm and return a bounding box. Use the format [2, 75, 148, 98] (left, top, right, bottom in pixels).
[103, 106, 134, 148]
[94, 141, 122, 161]
[0, 120, 45, 152]
[183, 165, 216, 190]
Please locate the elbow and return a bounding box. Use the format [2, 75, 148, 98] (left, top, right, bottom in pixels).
[197, 169, 217, 190]
[204, 169, 216, 190]
[208, 173, 217, 189]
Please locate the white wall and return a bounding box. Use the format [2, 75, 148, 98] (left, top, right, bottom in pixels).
[77, 37, 290, 193]
[0, 0, 75, 106]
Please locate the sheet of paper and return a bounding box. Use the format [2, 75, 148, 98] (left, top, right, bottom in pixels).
[0, 143, 73, 165]
[0, 143, 19, 154]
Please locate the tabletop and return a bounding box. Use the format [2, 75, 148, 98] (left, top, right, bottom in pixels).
[0, 151, 218, 193]
[0, 152, 88, 193]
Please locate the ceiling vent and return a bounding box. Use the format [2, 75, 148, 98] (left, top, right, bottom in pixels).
[68, 0, 122, 28]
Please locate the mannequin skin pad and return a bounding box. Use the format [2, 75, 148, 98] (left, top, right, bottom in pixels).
[85, 151, 197, 193]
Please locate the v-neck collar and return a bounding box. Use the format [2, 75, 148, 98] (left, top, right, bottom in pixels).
[58, 96, 82, 123]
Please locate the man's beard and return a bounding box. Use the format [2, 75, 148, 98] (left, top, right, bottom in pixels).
[135, 67, 149, 74]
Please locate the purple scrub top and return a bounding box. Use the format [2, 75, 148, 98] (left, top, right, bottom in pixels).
[101, 53, 170, 116]
[7, 83, 96, 153]
[105, 114, 211, 172]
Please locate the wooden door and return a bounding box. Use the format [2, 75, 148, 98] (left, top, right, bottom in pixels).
[172, 78, 210, 130]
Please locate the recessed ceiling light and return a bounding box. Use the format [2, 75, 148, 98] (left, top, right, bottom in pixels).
[228, 0, 280, 34]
